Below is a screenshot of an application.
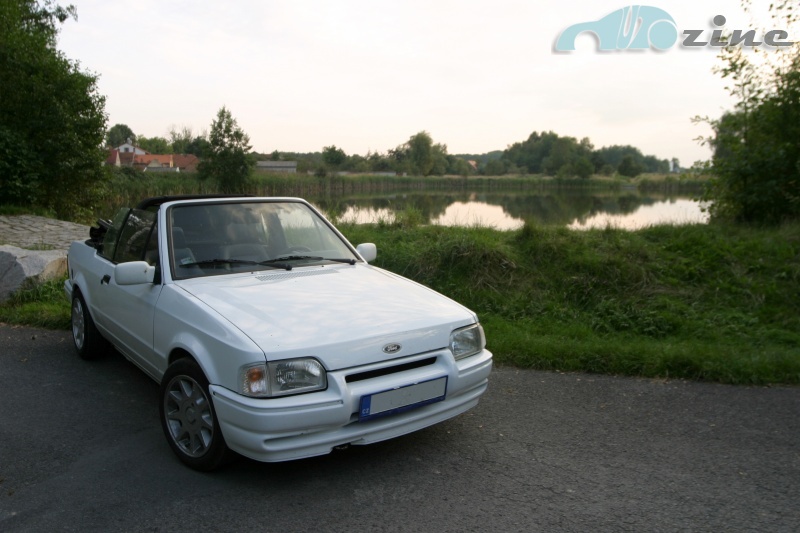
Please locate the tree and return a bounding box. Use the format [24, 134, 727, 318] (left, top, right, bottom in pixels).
[502, 131, 595, 176]
[699, 1, 799, 224]
[107, 124, 135, 147]
[394, 131, 450, 176]
[594, 145, 644, 172]
[573, 157, 595, 179]
[446, 156, 472, 177]
[185, 135, 210, 158]
[406, 131, 434, 176]
[0, 0, 108, 217]
[542, 137, 576, 176]
[483, 158, 507, 176]
[618, 155, 643, 178]
[167, 125, 194, 154]
[137, 136, 171, 154]
[366, 150, 393, 172]
[198, 106, 253, 193]
[642, 155, 670, 173]
[322, 145, 347, 169]
[348, 153, 369, 173]
[430, 143, 449, 175]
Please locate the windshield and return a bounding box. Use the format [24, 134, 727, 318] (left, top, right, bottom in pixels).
[169, 201, 358, 279]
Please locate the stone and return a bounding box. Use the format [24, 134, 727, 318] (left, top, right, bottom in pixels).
[0, 245, 67, 303]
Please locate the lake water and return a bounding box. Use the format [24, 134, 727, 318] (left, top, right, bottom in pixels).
[311, 190, 708, 231]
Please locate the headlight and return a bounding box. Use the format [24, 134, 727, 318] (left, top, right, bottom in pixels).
[449, 324, 485, 360]
[240, 358, 327, 398]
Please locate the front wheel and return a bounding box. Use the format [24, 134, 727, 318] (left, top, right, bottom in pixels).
[159, 358, 231, 471]
[71, 293, 108, 360]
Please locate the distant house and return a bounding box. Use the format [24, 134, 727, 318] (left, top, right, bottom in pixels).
[256, 161, 297, 174]
[173, 154, 199, 173]
[105, 149, 136, 167]
[104, 148, 199, 173]
[116, 138, 147, 155]
[105, 139, 146, 168]
[106, 149, 120, 166]
[136, 154, 177, 172]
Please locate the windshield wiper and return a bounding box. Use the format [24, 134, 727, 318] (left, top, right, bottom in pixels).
[262, 255, 357, 265]
[178, 258, 292, 270]
[179, 255, 356, 271]
[263, 255, 323, 263]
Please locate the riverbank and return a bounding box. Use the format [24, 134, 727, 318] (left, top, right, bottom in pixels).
[1, 218, 797, 385]
[341, 220, 800, 385]
[86, 171, 708, 223]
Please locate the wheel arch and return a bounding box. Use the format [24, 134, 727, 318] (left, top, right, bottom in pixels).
[69, 275, 93, 316]
[167, 347, 196, 369]
[154, 285, 265, 390]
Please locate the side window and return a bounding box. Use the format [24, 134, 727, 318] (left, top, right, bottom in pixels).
[113, 209, 157, 264]
[99, 208, 130, 261]
[144, 222, 159, 266]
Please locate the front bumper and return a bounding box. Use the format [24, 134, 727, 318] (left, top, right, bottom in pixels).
[210, 348, 492, 462]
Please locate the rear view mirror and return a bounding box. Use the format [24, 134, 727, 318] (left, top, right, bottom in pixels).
[356, 243, 377, 263]
[115, 261, 156, 285]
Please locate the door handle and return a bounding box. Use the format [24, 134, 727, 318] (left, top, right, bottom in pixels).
[101, 274, 111, 285]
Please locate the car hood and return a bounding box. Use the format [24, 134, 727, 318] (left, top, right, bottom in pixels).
[176, 264, 476, 370]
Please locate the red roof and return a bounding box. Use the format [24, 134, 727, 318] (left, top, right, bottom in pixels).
[172, 154, 199, 172]
[105, 148, 199, 172]
[134, 154, 173, 167]
[105, 149, 120, 166]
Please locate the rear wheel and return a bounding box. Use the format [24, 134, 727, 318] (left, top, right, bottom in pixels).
[71, 293, 107, 360]
[160, 358, 231, 471]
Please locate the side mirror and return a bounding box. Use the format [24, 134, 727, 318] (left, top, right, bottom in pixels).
[356, 243, 377, 263]
[115, 261, 156, 285]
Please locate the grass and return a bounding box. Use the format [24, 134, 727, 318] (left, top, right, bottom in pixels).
[339, 220, 800, 385]
[634, 172, 710, 193]
[0, 275, 70, 329]
[2, 220, 797, 384]
[4, 173, 792, 385]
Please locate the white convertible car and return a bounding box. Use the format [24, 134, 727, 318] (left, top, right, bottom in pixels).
[65, 196, 492, 470]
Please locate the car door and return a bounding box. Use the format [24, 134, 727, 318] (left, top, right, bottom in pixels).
[82, 207, 128, 336]
[98, 208, 164, 376]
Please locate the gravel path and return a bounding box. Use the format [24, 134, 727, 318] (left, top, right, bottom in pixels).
[0, 215, 89, 251]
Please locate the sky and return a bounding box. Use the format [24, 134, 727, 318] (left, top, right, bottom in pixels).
[56, 0, 795, 167]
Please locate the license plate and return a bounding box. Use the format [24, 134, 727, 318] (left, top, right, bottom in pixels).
[359, 377, 447, 422]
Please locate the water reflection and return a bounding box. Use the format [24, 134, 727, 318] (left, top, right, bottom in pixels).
[568, 198, 708, 230]
[313, 190, 708, 231]
[432, 201, 524, 230]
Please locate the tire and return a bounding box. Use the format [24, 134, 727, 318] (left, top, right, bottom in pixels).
[71, 293, 108, 360]
[159, 358, 231, 471]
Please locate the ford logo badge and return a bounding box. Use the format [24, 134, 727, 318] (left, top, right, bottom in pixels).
[383, 343, 402, 354]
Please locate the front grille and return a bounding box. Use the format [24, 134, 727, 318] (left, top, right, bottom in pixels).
[345, 357, 437, 383]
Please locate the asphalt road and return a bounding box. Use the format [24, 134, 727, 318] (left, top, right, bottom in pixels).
[1, 325, 798, 532]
